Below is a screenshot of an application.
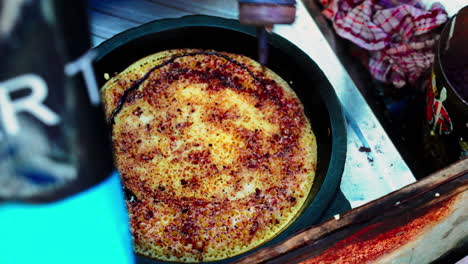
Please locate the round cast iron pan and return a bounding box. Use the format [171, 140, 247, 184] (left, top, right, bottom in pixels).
[93, 15, 347, 264]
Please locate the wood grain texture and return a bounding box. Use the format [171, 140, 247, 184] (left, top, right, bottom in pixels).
[89, 10, 139, 39]
[237, 158, 468, 264]
[88, 0, 239, 46]
[90, 0, 193, 23]
[147, 0, 238, 18]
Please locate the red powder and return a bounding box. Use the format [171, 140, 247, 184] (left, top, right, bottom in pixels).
[302, 195, 457, 264]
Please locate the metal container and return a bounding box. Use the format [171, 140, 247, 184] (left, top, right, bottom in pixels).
[424, 6, 468, 169]
[0, 1, 133, 263]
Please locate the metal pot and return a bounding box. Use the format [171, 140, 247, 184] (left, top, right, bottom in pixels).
[424, 6, 468, 168]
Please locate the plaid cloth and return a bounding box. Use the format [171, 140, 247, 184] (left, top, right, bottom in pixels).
[320, 0, 447, 88]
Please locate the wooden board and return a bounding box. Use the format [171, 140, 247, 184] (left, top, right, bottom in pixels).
[237, 158, 468, 264]
[88, 0, 238, 46]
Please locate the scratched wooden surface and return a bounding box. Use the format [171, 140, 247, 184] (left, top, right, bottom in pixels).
[88, 0, 238, 47]
[237, 158, 468, 264]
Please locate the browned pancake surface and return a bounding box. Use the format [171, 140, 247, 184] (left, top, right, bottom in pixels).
[101, 49, 317, 262]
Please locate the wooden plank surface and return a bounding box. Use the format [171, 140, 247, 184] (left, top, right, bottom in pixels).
[88, 10, 139, 39]
[90, 0, 193, 23]
[147, 0, 237, 18]
[237, 158, 468, 264]
[88, 0, 238, 46]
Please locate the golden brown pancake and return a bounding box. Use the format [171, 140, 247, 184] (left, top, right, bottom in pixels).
[101, 49, 317, 262]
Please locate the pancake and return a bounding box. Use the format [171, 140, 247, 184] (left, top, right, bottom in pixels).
[101, 49, 317, 262]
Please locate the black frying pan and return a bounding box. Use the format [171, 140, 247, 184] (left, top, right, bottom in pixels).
[93, 15, 347, 264]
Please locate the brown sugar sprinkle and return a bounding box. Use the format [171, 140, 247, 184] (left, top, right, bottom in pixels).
[106, 50, 316, 262]
[133, 106, 143, 116]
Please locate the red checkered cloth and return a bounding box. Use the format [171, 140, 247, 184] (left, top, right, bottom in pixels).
[320, 0, 447, 88]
